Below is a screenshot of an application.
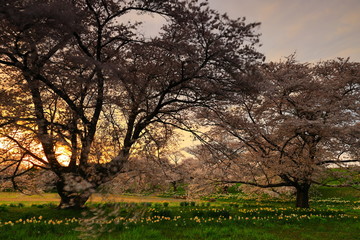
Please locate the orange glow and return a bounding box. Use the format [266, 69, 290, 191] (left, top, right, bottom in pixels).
[55, 145, 71, 166]
[0, 135, 73, 167]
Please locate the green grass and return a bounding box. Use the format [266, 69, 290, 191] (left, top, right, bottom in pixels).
[0, 191, 359, 240]
[103, 221, 359, 240]
[315, 186, 360, 200]
[1, 214, 358, 240]
[0, 222, 78, 240]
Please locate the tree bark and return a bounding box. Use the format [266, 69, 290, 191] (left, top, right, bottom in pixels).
[295, 183, 310, 208]
[57, 191, 91, 209]
[56, 174, 93, 209]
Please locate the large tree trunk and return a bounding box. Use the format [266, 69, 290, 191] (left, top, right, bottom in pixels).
[56, 173, 95, 209]
[295, 183, 310, 208]
[57, 190, 91, 209]
[55, 157, 127, 209]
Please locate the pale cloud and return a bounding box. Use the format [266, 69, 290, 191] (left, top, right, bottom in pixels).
[256, 1, 282, 20]
[208, 0, 360, 62]
[336, 10, 360, 35]
[121, 11, 166, 38]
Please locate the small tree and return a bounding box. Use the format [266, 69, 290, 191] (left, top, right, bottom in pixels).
[196, 57, 360, 208]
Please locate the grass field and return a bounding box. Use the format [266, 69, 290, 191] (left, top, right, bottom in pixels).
[0, 190, 359, 240]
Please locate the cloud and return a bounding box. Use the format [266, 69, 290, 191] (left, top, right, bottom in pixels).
[119, 11, 166, 38]
[208, 0, 360, 62]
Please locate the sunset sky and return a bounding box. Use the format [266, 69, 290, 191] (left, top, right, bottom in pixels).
[207, 0, 360, 62]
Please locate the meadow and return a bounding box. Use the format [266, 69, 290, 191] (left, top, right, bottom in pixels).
[0, 189, 359, 240]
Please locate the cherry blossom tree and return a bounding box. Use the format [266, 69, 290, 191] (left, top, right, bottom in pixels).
[196, 57, 360, 208]
[0, 0, 263, 208]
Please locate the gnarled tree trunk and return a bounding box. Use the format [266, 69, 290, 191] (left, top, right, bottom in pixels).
[55, 160, 127, 209]
[56, 173, 95, 209]
[57, 190, 91, 209]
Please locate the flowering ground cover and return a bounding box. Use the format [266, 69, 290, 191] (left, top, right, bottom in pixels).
[0, 194, 359, 240]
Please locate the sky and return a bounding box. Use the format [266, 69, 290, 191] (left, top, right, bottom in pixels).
[134, 0, 360, 63]
[207, 0, 360, 62]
